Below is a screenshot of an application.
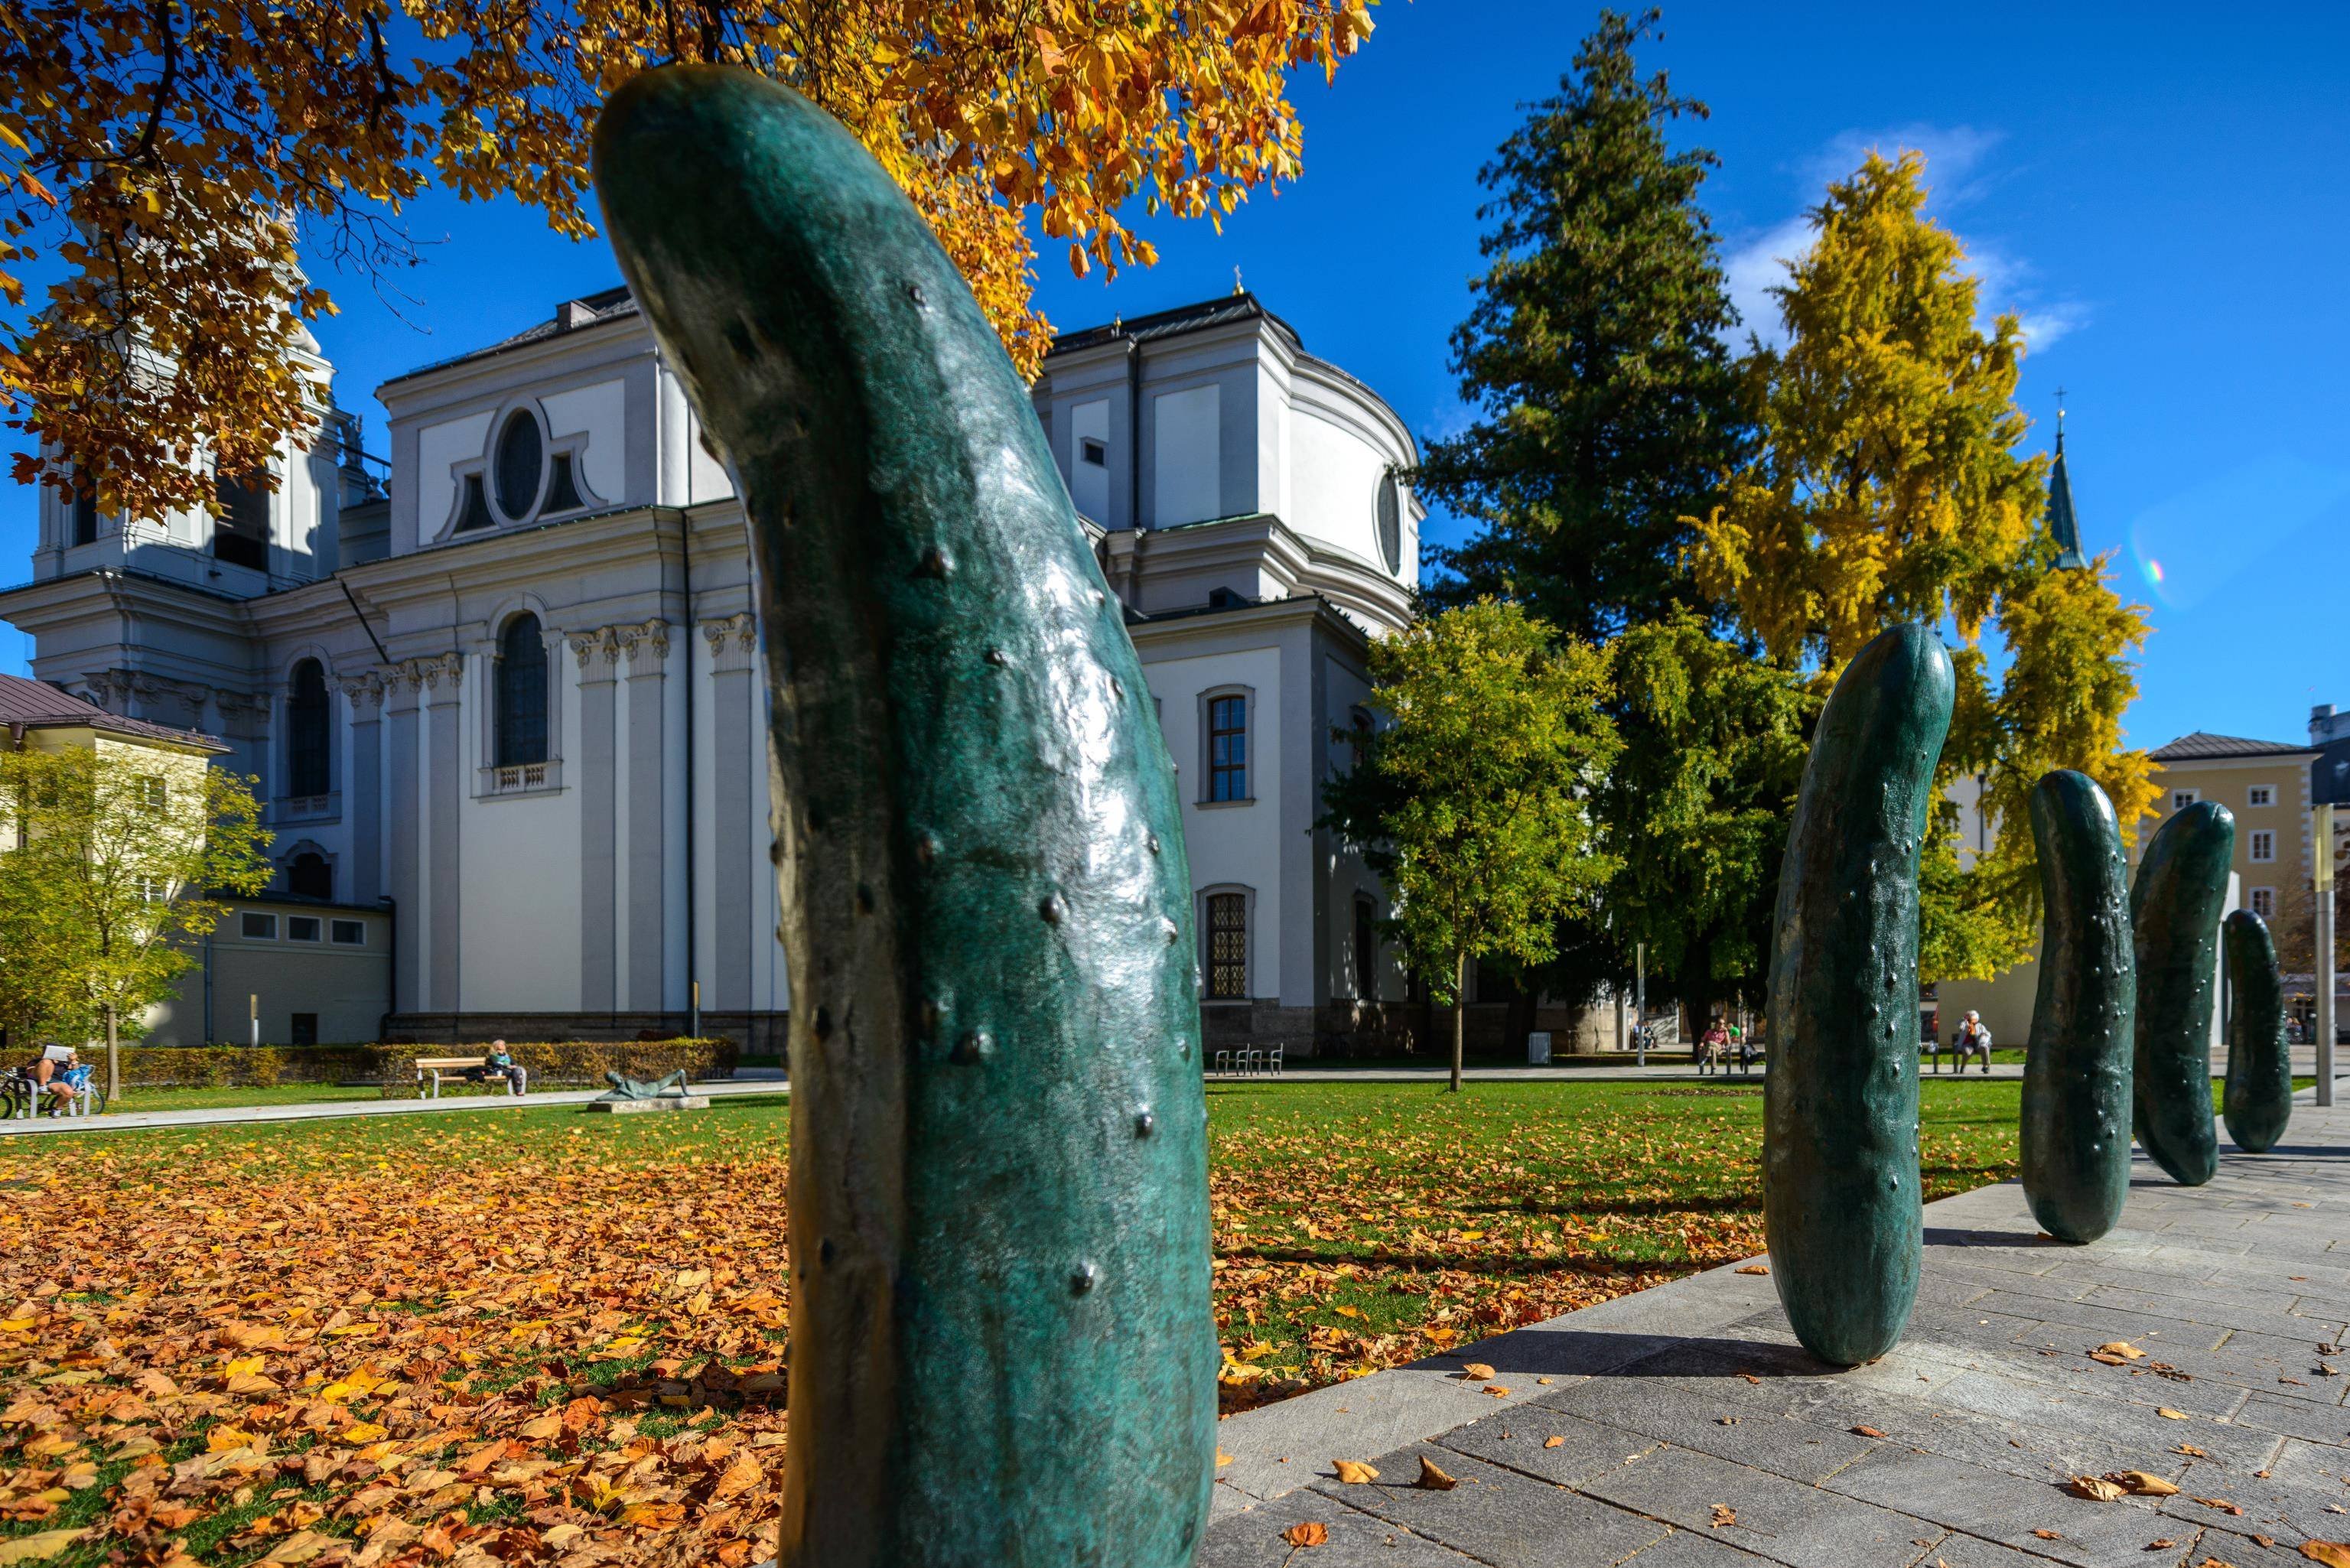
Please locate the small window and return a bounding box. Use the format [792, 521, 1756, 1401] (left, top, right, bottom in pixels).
[2249, 830, 2275, 864]
[288, 851, 332, 900]
[289, 1013, 319, 1048]
[1208, 694, 1247, 802]
[2251, 887, 2277, 920]
[330, 919, 366, 946]
[1206, 892, 1248, 1000]
[1375, 472, 1401, 575]
[213, 470, 272, 570]
[494, 410, 544, 520]
[139, 876, 168, 904]
[70, 485, 98, 546]
[286, 659, 330, 798]
[1079, 437, 1108, 467]
[2171, 789, 2198, 812]
[136, 774, 166, 813]
[241, 912, 278, 940]
[454, 473, 496, 532]
[287, 915, 322, 942]
[2247, 786, 2274, 808]
[545, 451, 586, 512]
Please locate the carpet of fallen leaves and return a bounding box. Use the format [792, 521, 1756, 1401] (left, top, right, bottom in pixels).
[0, 1079, 2025, 1567]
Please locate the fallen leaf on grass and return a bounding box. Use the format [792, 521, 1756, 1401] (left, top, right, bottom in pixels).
[1709, 1505, 1736, 1527]
[1734, 1264, 1769, 1275]
[2069, 1475, 2127, 1502]
[1331, 1461, 1379, 1485]
[1416, 1456, 1457, 1492]
[0, 1529, 90, 1564]
[1281, 1521, 1329, 1548]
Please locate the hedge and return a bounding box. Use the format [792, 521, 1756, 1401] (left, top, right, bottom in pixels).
[376, 1038, 738, 1098]
[96, 1039, 740, 1095]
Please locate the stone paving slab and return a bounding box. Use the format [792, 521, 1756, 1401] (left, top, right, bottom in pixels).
[1205, 1095, 2350, 1567]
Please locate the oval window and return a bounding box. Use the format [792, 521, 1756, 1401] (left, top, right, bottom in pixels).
[1375, 473, 1401, 575]
[494, 410, 544, 521]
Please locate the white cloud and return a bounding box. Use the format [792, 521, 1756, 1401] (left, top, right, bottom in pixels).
[1798, 123, 2005, 207]
[1723, 215, 1815, 347]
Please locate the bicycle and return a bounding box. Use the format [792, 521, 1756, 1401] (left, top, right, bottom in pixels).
[1, 1064, 106, 1119]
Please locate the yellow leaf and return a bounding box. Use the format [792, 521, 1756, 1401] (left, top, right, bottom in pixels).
[1416, 1456, 1457, 1492]
[1460, 1363, 1497, 1381]
[2303, 1544, 2350, 1568]
[207, 1426, 257, 1453]
[710, 1455, 763, 1501]
[0, 1528, 90, 1564]
[0, 1318, 34, 1332]
[1281, 1521, 1328, 1547]
[1544, 1436, 1565, 1449]
[341, 1422, 387, 1443]
[2067, 1475, 2124, 1502]
[1331, 1460, 1378, 1484]
[2156, 1407, 2189, 1420]
[2106, 1470, 2178, 1497]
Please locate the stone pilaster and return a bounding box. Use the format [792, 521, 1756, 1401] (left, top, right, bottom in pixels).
[571, 628, 623, 1013]
[340, 672, 386, 905]
[418, 653, 465, 1013]
[620, 620, 669, 1013]
[384, 665, 423, 1014]
[703, 613, 758, 1011]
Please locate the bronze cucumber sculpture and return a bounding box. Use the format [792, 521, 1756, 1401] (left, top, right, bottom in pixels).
[592, 67, 1214, 1566]
[2019, 769, 2136, 1244]
[2221, 908, 2290, 1154]
[2130, 801, 2234, 1186]
[1764, 623, 1953, 1367]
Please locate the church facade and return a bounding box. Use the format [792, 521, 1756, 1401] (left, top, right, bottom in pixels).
[0, 290, 1424, 1052]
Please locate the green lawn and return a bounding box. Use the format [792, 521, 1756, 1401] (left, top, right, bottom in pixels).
[86, 1082, 386, 1114]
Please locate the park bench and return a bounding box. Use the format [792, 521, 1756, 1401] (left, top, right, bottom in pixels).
[414, 1056, 521, 1098]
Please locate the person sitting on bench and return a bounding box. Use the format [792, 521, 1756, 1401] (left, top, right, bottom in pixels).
[464, 1040, 529, 1095]
[1953, 1010, 1994, 1075]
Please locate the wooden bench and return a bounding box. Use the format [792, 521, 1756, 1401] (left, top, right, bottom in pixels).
[414, 1056, 519, 1098]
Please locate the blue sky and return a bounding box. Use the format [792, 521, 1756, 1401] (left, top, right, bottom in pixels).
[4, 0, 2342, 749]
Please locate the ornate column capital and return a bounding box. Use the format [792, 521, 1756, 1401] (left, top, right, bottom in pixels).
[339, 671, 387, 712]
[571, 626, 624, 682]
[701, 612, 759, 675]
[620, 618, 671, 675]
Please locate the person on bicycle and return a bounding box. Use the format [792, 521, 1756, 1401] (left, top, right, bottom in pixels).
[28, 1042, 80, 1114]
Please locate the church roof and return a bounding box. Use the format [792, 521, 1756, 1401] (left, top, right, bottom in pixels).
[1045, 291, 1303, 356]
[2046, 427, 2087, 570]
[2150, 730, 2314, 763]
[0, 673, 227, 752]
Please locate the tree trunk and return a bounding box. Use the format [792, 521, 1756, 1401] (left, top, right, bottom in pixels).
[1450, 948, 1467, 1093]
[1678, 930, 1716, 1062]
[105, 1006, 120, 1103]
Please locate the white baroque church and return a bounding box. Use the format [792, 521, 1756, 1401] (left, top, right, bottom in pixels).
[0, 289, 1425, 1052]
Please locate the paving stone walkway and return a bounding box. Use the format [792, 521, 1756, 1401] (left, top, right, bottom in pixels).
[1205, 1095, 2350, 1567]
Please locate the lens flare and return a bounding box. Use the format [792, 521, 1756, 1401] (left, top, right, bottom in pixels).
[2144, 558, 2166, 586]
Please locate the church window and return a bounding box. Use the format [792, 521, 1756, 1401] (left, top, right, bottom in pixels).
[288, 851, 332, 901]
[494, 410, 544, 520]
[1206, 892, 1248, 1000]
[1208, 693, 1248, 802]
[213, 470, 272, 570]
[496, 613, 549, 767]
[1376, 473, 1401, 575]
[545, 451, 586, 513]
[454, 474, 496, 532]
[70, 482, 98, 546]
[287, 659, 330, 798]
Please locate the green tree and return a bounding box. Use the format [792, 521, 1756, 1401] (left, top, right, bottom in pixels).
[1599, 611, 1811, 1034]
[1417, 7, 1747, 641]
[1692, 151, 2155, 978]
[1321, 600, 1619, 1090]
[0, 744, 270, 1098]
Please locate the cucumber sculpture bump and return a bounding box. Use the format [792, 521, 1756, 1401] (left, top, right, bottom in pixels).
[2019, 770, 2137, 1244]
[2130, 801, 2235, 1186]
[1765, 623, 1954, 1367]
[591, 68, 1214, 1567]
[2222, 908, 2291, 1153]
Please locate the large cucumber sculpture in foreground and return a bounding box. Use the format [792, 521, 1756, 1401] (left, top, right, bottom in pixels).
[1765, 623, 1953, 1367]
[2222, 908, 2291, 1153]
[2019, 770, 2136, 1244]
[592, 68, 1214, 1566]
[2130, 801, 2235, 1186]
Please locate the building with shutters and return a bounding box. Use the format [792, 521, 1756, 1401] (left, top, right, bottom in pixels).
[0, 289, 1427, 1052]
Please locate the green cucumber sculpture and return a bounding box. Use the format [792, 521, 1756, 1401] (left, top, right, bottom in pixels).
[2019, 770, 2137, 1244]
[1764, 623, 1953, 1367]
[2222, 908, 2290, 1153]
[2130, 801, 2235, 1186]
[591, 67, 1214, 1566]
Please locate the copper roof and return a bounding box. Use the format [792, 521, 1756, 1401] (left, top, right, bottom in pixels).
[0, 673, 226, 752]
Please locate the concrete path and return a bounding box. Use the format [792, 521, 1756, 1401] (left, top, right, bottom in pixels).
[1204, 1094, 2350, 1566]
[1223, 1043, 2331, 1088]
[0, 1077, 785, 1137]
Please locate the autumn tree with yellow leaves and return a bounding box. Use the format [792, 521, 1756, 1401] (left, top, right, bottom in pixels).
[0, 0, 1375, 520]
[1692, 151, 2156, 980]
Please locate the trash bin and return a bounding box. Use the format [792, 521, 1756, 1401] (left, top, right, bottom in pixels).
[1527, 1031, 1552, 1065]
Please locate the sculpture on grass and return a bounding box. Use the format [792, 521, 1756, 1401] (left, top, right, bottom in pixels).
[592, 67, 1214, 1568]
[597, 1069, 691, 1101]
[2131, 801, 2235, 1186]
[1763, 623, 1952, 1368]
[2019, 770, 2136, 1244]
[2221, 908, 2291, 1153]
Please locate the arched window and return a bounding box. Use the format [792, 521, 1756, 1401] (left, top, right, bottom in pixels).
[288, 851, 333, 900]
[214, 470, 271, 570]
[496, 613, 549, 766]
[70, 479, 98, 546]
[286, 659, 330, 798]
[494, 410, 544, 520]
[1375, 473, 1401, 576]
